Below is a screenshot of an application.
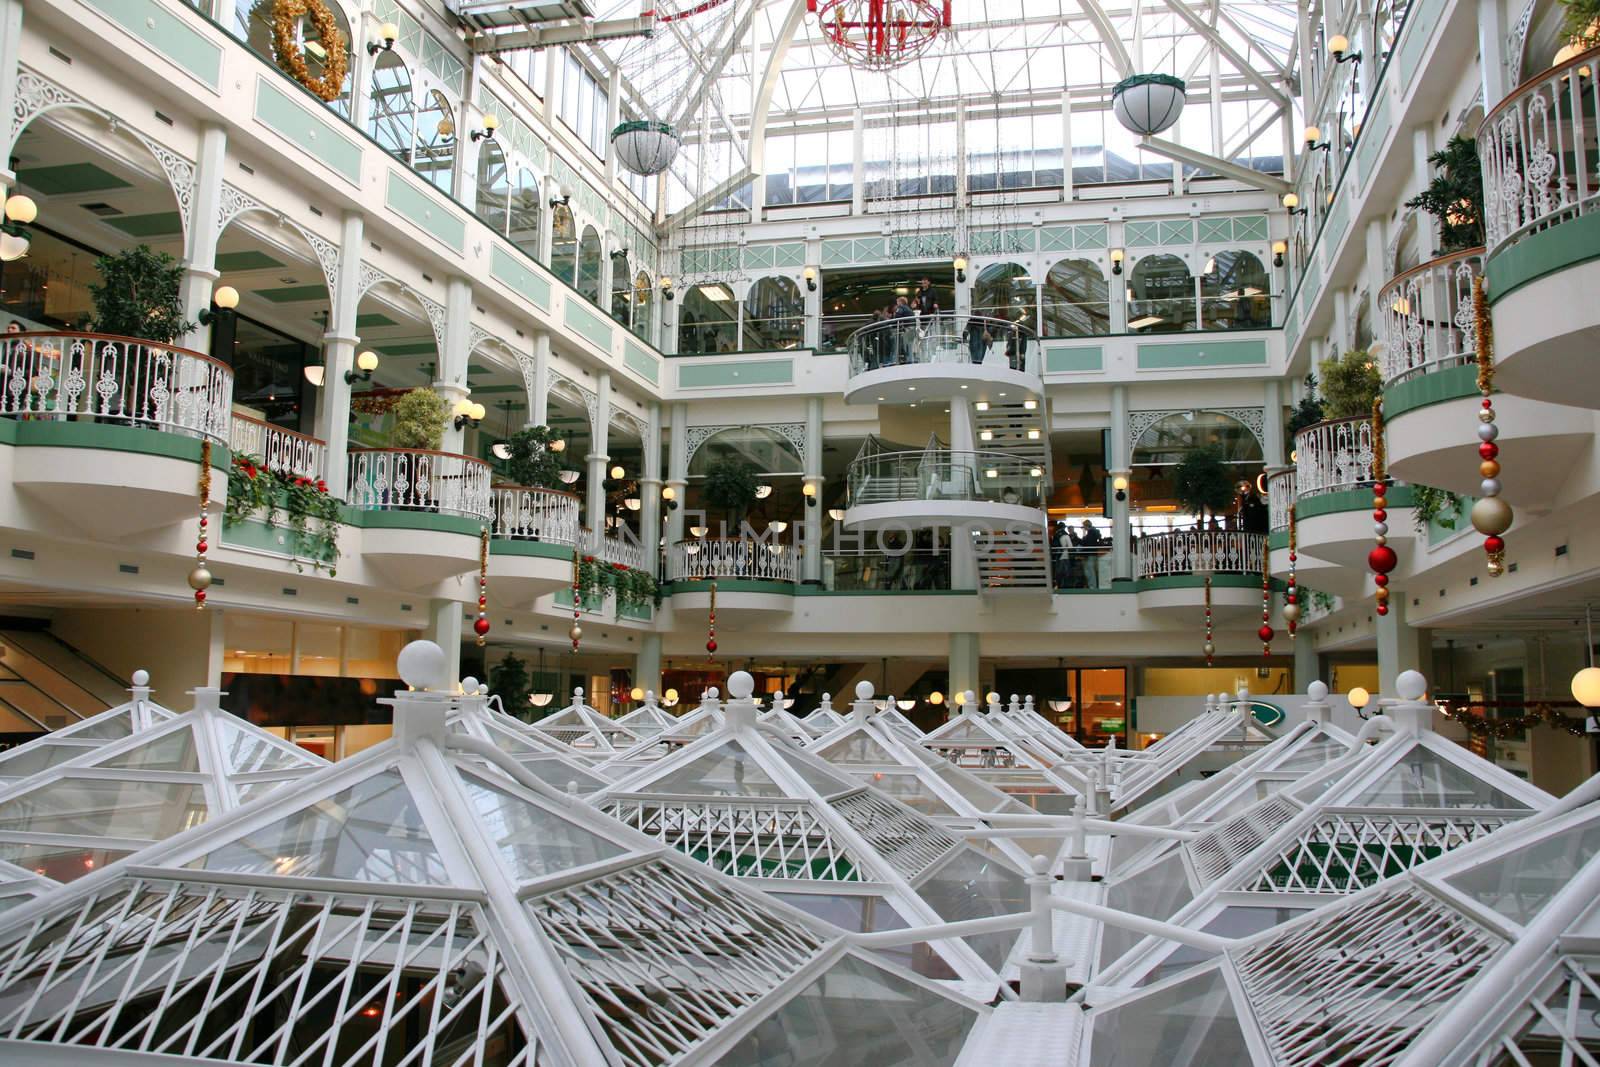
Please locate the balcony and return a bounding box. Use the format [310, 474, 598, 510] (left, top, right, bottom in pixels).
[842, 313, 1042, 405]
[843, 449, 1047, 530]
[1291, 418, 1412, 583]
[1134, 530, 1267, 615]
[1479, 45, 1600, 409]
[487, 486, 582, 604]
[346, 448, 493, 587]
[229, 414, 327, 482]
[1378, 249, 1483, 389]
[0, 332, 233, 536]
[665, 537, 797, 616]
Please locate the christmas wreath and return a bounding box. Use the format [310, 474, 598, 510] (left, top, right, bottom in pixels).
[271, 0, 349, 103]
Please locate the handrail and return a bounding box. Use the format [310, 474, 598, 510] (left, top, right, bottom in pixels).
[1479, 46, 1600, 258]
[1266, 468, 1297, 532]
[846, 312, 1040, 377]
[668, 537, 797, 582]
[1379, 248, 1484, 386]
[492, 485, 581, 545]
[1294, 417, 1375, 498]
[0, 332, 233, 444]
[229, 413, 327, 482]
[846, 448, 1047, 509]
[1135, 531, 1265, 578]
[583, 527, 648, 570]
[346, 447, 493, 520]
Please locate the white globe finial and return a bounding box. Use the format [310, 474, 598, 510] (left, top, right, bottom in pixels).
[461, 676, 478, 694]
[1395, 670, 1428, 701]
[131, 669, 150, 687]
[646, 690, 656, 702]
[574, 686, 585, 698]
[706, 687, 719, 699]
[728, 671, 755, 700]
[822, 692, 832, 702]
[1307, 680, 1329, 701]
[855, 680, 875, 700]
[397, 641, 448, 692]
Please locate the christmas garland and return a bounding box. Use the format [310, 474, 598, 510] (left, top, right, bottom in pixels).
[1368, 397, 1396, 614]
[272, 0, 349, 102]
[1258, 545, 1274, 656]
[189, 440, 213, 609]
[1282, 503, 1299, 637]
[224, 454, 340, 573]
[1470, 275, 1511, 576]
[573, 555, 657, 615]
[1440, 702, 1590, 739]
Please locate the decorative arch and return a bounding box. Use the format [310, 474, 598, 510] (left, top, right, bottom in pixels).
[1127, 408, 1266, 462]
[609, 404, 648, 442]
[353, 265, 446, 356]
[686, 424, 807, 472]
[577, 226, 603, 303]
[1042, 258, 1110, 336]
[218, 182, 341, 314]
[547, 368, 598, 432]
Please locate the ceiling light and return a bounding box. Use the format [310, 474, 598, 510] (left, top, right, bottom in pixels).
[1023, 399, 1037, 410]
[979, 430, 994, 441]
[768, 520, 788, 533]
[303, 365, 326, 387]
[1128, 315, 1163, 330]
[1027, 429, 1041, 440]
[559, 469, 580, 484]
[975, 401, 989, 411]
[754, 484, 773, 499]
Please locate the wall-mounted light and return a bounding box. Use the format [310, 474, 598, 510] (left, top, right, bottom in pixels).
[558, 469, 580, 485]
[303, 365, 326, 387]
[367, 21, 399, 54]
[453, 398, 486, 430]
[1347, 686, 1371, 719]
[802, 481, 818, 507]
[1328, 33, 1362, 64]
[1282, 192, 1307, 217]
[624, 496, 641, 511]
[827, 508, 845, 521]
[471, 114, 499, 143]
[803, 265, 817, 292]
[660, 276, 675, 301]
[927, 691, 944, 706]
[0, 194, 33, 262]
[689, 524, 709, 537]
[953, 255, 968, 283]
[345, 349, 380, 384]
[549, 182, 573, 208]
[610, 464, 625, 480]
[1272, 239, 1288, 267]
[768, 520, 788, 533]
[1304, 125, 1331, 153]
[662, 485, 679, 511]
[1110, 248, 1124, 275]
[1113, 474, 1129, 502]
[197, 284, 240, 326]
[548, 436, 567, 453]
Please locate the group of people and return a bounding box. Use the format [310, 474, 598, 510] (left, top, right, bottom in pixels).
[1051, 519, 1107, 589]
[856, 277, 1032, 371]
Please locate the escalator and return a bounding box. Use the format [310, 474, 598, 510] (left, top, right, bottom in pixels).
[0, 627, 127, 741]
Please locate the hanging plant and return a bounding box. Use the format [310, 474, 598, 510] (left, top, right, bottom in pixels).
[389, 389, 448, 450]
[88, 246, 196, 344]
[1172, 446, 1235, 521]
[1411, 484, 1463, 533]
[1318, 348, 1382, 419]
[502, 425, 568, 489]
[1404, 135, 1485, 253]
[224, 454, 341, 573]
[271, 0, 350, 103]
[572, 555, 657, 615]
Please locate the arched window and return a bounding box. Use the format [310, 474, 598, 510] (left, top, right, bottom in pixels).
[680, 283, 737, 354]
[972, 262, 1035, 325]
[1042, 259, 1109, 336]
[477, 140, 510, 236]
[742, 276, 805, 350]
[1199, 250, 1270, 330]
[577, 226, 603, 302]
[631, 270, 654, 341]
[237, 0, 353, 116]
[414, 90, 456, 197]
[550, 205, 577, 284]
[508, 168, 542, 262]
[368, 51, 413, 163]
[1133, 412, 1263, 466]
[1128, 254, 1196, 332]
[688, 426, 804, 477]
[610, 256, 631, 323]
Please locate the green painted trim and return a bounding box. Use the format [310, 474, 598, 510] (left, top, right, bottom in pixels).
[1384, 364, 1480, 418]
[1269, 530, 1288, 551]
[343, 508, 481, 535]
[490, 245, 552, 311]
[666, 579, 797, 595]
[677, 359, 794, 389]
[563, 299, 615, 350]
[1297, 484, 1415, 521]
[1136, 339, 1267, 369]
[85, 0, 222, 88]
[489, 539, 576, 561]
[1486, 212, 1600, 303]
[0, 420, 230, 468]
[385, 172, 466, 253]
[623, 340, 660, 384]
[1113, 73, 1187, 93]
[1355, 94, 1392, 190]
[253, 77, 362, 184]
[1044, 344, 1104, 373]
[1136, 574, 1285, 591]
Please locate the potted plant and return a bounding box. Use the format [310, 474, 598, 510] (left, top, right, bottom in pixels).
[1172, 445, 1236, 524]
[1404, 135, 1485, 253]
[502, 425, 568, 489]
[489, 651, 533, 714]
[1561, 0, 1600, 50]
[88, 245, 196, 343]
[1317, 348, 1381, 419]
[1285, 372, 1325, 440]
[390, 388, 448, 450]
[702, 454, 760, 531]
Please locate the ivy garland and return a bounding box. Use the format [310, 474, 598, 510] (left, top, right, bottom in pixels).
[573, 555, 657, 615]
[271, 0, 349, 103]
[225, 455, 341, 573]
[1410, 484, 1463, 534]
[1440, 702, 1591, 739]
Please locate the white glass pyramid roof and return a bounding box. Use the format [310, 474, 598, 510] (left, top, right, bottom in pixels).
[0, 649, 990, 1067]
[448, 684, 612, 795]
[529, 686, 643, 753]
[613, 691, 685, 737]
[0, 673, 175, 784]
[760, 691, 821, 742]
[802, 696, 848, 733]
[921, 696, 1090, 812]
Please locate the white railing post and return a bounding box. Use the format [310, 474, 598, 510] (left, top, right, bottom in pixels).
[1019, 853, 1066, 1003]
[1061, 792, 1093, 881]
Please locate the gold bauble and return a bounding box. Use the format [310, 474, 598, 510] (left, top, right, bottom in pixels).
[1471, 495, 1514, 536]
[1203, 642, 1215, 656]
[1375, 534, 1387, 546]
[1373, 495, 1387, 509]
[1281, 602, 1301, 623]
[1487, 558, 1505, 577]
[1480, 460, 1500, 478]
[187, 566, 213, 591]
[569, 624, 583, 642]
[1478, 408, 1495, 423]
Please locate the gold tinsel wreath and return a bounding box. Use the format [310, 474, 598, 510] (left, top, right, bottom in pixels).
[271, 0, 349, 103]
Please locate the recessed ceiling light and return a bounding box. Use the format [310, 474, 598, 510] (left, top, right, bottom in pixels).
[998, 392, 1007, 397]
[907, 386, 916, 391]
[877, 396, 885, 401]
[960, 385, 968, 390]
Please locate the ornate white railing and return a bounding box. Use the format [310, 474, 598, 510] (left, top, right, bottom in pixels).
[492, 485, 581, 545]
[586, 528, 648, 571]
[1379, 249, 1484, 386]
[668, 538, 798, 582]
[1136, 531, 1265, 578]
[1267, 469, 1297, 532]
[229, 413, 327, 481]
[346, 448, 493, 519]
[0, 332, 232, 443]
[1295, 417, 1375, 498]
[1480, 45, 1600, 258]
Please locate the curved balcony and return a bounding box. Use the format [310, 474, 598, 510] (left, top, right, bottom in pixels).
[665, 537, 797, 616]
[1135, 531, 1267, 616]
[487, 486, 582, 604]
[1379, 249, 1483, 388]
[1292, 418, 1414, 577]
[843, 449, 1047, 529]
[0, 332, 233, 536]
[1477, 46, 1600, 409]
[842, 313, 1041, 404]
[1264, 466, 1348, 592]
[1266, 469, 1296, 533]
[346, 448, 493, 588]
[1294, 418, 1375, 499]
[229, 413, 326, 482]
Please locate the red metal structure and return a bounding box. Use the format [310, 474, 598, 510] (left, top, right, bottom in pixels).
[806, 0, 952, 71]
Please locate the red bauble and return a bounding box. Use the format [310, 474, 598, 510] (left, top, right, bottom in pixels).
[1377, 604, 1389, 615]
[473, 617, 491, 636]
[1373, 509, 1387, 522]
[1258, 624, 1275, 642]
[1485, 535, 1505, 553]
[194, 590, 206, 602]
[1368, 545, 1398, 574]
[199, 516, 208, 527]
[1479, 441, 1499, 460]
[1374, 574, 1388, 587]
[196, 541, 207, 554]
[706, 638, 718, 653]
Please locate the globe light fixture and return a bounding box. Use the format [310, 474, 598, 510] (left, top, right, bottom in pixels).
[610, 464, 625, 480]
[927, 691, 944, 705]
[953, 255, 967, 282]
[1328, 34, 1361, 64]
[346, 350, 380, 384]
[368, 21, 399, 54]
[803, 266, 818, 292]
[1110, 248, 1124, 275]
[1113, 474, 1129, 502]
[1111, 73, 1187, 136]
[1272, 239, 1288, 267]
[471, 114, 499, 142]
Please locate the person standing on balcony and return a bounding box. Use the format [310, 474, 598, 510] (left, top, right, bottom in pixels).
[964, 315, 990, 364]
[892, 296, 915, 364]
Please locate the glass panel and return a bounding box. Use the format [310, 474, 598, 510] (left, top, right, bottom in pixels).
[0, 741, 96, 780]
[1128, 254, 1196, 333]
[1354, 747, 1531, 809]
[459, 773, 626, 881]
[222, 721, 321, 774]
[1090, 966, 1251, 1066]
[1099, 853, 1195, 969]
[865, 773, 958, 817]
[742, 276, 805, 350]
[577, 227, 603, 303]
[1142, 906, 1309, 986]
[551, 205, 577, 283]
[650, 741, 786, 797]
[65, 709, 136, 740]
[1272, 732, 1348, 773]
[195, 770, 450, 884]
[714, 953, 978, 1066]
[0, 843, 133, 883]
[1445, 818, 1600, 926]
[915, 848, 1028, 969]
[1042, 258, 1110, 336]
[774, 749, 858, 798]
[774, 891, 949, 976]
[0, 777, 208, 839]
[413, 90, 457, 197]
[817, 733, 900, 765]
[925, 760, 1031, 814]
[98, 728, 200, 772]
[512, 755, 607, 795]
[368, 51, 414, 162]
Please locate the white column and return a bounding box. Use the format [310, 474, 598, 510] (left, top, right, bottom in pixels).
[1377, 597, 1432, 686]
[636, 632, 662, 694]
[0, 0, 24, 185]
[639, 401, 663, 572]
[1412, 127, 1438, 250]
[604, 67, 622, 187]
[206, 607, 226, 689]
[1477, 0, 1509, 107]
[428, 598, 463, 686]
[950, 397, 977, 589]
[803, 268, 821, 349]
[178, 123, 228, 353]
[1262, 379, 1285, 468]
[315, 211, 364, 498]
[436, 276, 474, 453]
[1293, 632, 1321, 692]
[803, 396, 823, 583]
[1060, 90, 1074, 203]
[949, 633, 981, 700]
[1331, 287, 1350, 354]
[666, 401, 688, 549]
[1365, 218, 1388, 332]
[1109, 220, 1127, 333]
[586, 371, 612, 534]
[851, 107, 866, 216]
[1109, 385, 1132, 581]
[527, 332, 551, 428]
